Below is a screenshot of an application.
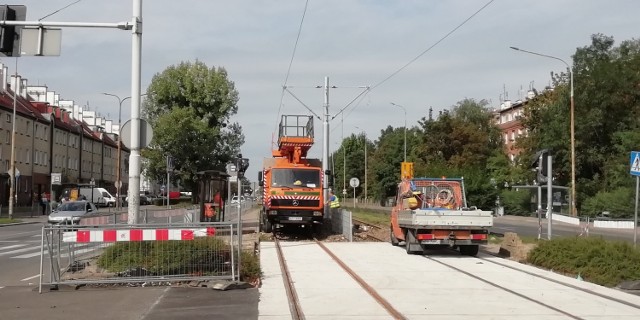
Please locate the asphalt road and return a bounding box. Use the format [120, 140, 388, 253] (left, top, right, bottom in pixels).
[492, 215, 639, 243]
[0, 221, 47, 288]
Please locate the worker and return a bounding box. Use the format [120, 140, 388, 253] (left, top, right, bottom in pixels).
[326, 190, 341, 209]
[294, 180, 302, 186]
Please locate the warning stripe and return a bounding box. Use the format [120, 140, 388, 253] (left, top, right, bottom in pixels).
[270, 195, 320, 200]
[62, 227, 216, 243]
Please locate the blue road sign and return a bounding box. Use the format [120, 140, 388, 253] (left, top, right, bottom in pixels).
[631, 151, 640, 176]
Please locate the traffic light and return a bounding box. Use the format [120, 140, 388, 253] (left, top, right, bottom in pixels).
[0, 5, 26, 57]
[531, 149, 549, 184]
[235, 154, 249, 178]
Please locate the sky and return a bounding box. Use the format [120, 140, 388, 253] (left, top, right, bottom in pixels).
[10, 0, 640, 183]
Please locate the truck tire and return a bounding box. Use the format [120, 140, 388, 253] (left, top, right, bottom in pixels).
[405, 230, 420, 254]
[390, 227, 399, 246]
[459, 245, 479, 256]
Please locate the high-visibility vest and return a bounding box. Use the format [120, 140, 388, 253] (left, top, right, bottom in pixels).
[330, 195, 341, 208]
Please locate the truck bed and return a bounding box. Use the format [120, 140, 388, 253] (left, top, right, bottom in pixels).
[398, 208, 493, 229]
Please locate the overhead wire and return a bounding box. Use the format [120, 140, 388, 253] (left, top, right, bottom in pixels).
[274, 0, 311, 136]
[39, 0, 83, 21]
[342, 0, 495, 121]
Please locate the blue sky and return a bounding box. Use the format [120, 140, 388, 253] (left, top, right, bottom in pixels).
[11, 0, 640, 181]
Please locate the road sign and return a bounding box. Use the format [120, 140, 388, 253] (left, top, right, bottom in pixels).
[631, 151, 640, 176]
[121, 119, 154, 149]
[349, 177, 360, 188]
[115, 180, 123, 189]
[51, 173, 62, 185]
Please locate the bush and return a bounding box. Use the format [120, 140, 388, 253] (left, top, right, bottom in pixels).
[97, 238, 261, 282]
[500, 189, 531, 216]
[528, 237, 640, 287]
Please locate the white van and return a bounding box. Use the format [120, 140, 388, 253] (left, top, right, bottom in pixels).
[79, 187, 117, 207]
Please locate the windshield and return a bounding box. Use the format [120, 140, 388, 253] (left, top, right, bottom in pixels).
[102, 191, 110, 198]
[272, 169, 320, 188]
[57, 202, 87, 212]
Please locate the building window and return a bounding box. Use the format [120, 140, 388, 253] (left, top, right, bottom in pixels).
[26, 148, 30, 164]
[5, 130, 9, 144]
[6, 114, 10, 123]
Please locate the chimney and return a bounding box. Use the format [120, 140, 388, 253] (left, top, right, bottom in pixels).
[54, 106, 61, 119]
[20, 78, 27, 98]
[47, 105, 54, 114]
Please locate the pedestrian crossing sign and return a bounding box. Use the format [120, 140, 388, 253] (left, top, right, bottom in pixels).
[630, 151, 640, 176]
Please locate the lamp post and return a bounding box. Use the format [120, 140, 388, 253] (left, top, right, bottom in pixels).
[390, 102, 407, 162]
[102, 93, 130, 211]
[355, 126, 367, 203]
[89, 177, 96, 204]
[102, 92, 147, 211]
[510, 46, 576, 217]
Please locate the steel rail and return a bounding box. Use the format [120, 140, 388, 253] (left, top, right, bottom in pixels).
[315, 240, 407, 320]
[274, 237, 305, 320]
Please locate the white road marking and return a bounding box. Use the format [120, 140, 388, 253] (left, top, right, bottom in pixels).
[0, 246, 45, 256]
[0, 244, 28, 251]
[20, 274, 40, 282]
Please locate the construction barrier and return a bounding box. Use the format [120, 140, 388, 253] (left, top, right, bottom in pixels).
[551, 213, 580, 225]
[593, 219, 636, 229]
[77, 207, 197, 226]
[39, 222, 238, 292]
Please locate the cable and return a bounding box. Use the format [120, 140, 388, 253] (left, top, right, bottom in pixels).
[274, 0, 310, 135]
[341, 0, 494, 124]
[39, 0, 83, 21]
[371, 0, 495, 91]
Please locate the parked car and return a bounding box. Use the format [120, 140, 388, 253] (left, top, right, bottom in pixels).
[48, 200, 98, 225]
[125, 194, 152, 205]
[231, 196, 246, 204]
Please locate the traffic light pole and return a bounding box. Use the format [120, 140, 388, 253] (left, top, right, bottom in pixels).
[547, 155, 553, 240]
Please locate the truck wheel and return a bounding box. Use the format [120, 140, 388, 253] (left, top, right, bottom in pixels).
[459, 245, 479, 256]
[390, 227, 399, 246]
[405, 230, 419, 254]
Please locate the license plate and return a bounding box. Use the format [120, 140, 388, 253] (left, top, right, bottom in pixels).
[288, 217, 303, 221]
[421, 240, 441, 244]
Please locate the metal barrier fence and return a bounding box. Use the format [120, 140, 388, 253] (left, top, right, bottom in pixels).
[330, 208, 353, 242]
[39, 222, 239, 292]
[78, 206, 198, 225]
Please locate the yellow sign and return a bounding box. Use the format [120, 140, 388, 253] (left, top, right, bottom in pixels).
[401, 162, 414, 179]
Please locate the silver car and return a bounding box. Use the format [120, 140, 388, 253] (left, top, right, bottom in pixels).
[48, 200, 98, 225]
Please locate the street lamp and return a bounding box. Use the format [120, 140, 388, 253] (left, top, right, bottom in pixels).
[102, 92, 147, 211]
[390, 102, 407, 162]
[355, 126, 367, 203]
[89, 177, 96, 204]
[510, 46, 576, 217]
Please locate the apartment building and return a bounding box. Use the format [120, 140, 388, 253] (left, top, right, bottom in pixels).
[0, 64, 130, 206]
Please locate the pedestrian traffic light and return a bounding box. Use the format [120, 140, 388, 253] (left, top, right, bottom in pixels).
[0, 5, 27, 57]
[531, 149, 549, 184]
[235, 154, 249, 178]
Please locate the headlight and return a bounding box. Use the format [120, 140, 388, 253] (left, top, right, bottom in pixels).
[269, 210, 277, 215]
[313, 211, 323, 216]
[72, 217, 81, 221]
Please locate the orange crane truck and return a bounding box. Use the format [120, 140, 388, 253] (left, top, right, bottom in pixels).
[258, 115, 325, 233]
[390, 165, 493, 256]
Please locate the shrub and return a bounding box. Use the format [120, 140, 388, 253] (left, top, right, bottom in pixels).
[500, 189, 531, 216]
[240, 250, 261, 283]
[528, 237, 640, 287]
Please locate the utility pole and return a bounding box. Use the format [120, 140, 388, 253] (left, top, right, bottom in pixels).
[547, 155, 553, 240]
[8, 58, 17, 220]
[322, 76, 330, 217]
[127, 0, 143, 224]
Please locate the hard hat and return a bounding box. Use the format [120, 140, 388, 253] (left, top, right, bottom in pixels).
[294, 180, 302, 186]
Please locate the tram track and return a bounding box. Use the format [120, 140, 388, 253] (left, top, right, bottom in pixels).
[273, 235, 407, 319]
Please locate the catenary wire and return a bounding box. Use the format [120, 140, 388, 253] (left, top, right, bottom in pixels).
[274, 0, 311, 137]
[341, 0, 495, 122]
[39, 0, 83, 21]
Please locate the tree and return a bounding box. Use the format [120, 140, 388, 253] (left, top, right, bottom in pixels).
[141, 61, 244, 195]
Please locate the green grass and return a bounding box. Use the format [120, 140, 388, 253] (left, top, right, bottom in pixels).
[0, 218, 21, 224]
[350, 207, 390, 226]
[528, 237, 640, 287]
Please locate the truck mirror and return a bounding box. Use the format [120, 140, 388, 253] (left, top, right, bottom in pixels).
[258, 171, 263, 187]
[325, 169, 332, 175]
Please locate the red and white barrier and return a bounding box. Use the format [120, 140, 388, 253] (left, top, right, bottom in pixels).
[62, 227, 216, 243]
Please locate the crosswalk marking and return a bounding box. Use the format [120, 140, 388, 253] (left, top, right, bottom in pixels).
[0, 246, 45, 257]
[0, 244, 28, 251]
[9, 243, 104, 259]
